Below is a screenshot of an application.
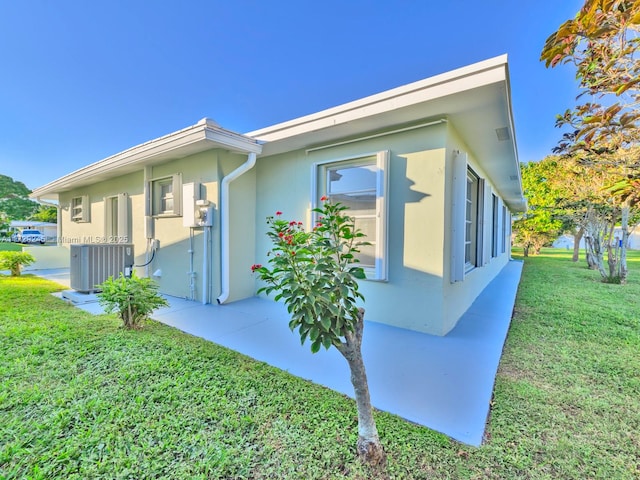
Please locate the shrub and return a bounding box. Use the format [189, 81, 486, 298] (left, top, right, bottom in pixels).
[252, 199, 385, 465]
[0, 251, 36, 276]
[97, 272, 169, 329]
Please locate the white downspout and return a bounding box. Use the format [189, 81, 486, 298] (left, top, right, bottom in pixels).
[216, 152, 257, 304]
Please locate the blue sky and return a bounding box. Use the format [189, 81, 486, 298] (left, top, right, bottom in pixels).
[0, 0, 583, 191]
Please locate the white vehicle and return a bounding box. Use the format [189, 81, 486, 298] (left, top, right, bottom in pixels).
[13, 229, 46, 244]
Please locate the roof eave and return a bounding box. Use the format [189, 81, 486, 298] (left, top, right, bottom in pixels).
[30, 118, 262, 199]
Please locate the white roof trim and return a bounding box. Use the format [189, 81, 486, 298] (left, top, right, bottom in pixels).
[30, 118, 262, 199]
[247, 55, 509, 142]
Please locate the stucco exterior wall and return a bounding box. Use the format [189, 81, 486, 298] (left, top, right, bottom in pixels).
[58, 172, 145, 252]
[441, 123, 511, 334]
[57, 149, 250, 303]
[254, 123, 450, 334]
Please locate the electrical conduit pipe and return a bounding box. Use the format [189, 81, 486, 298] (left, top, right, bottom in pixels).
[216, 152, 257, 304]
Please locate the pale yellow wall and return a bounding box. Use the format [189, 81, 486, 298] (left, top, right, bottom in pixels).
[57, 149, 248, 303]
[23, 245, 70, 270]
[254, 123, 450, 334]
[227, 164, 257, 302]
[441, 123, 510, 334]
[59, 172, 144, 251]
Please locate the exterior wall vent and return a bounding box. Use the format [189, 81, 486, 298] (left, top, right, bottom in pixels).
[70, 244, 134, 293]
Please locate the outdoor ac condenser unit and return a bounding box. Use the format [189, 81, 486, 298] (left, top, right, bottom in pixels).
[70, 244, 134, 293]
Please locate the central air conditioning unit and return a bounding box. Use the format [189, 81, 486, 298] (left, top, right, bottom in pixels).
[70, 244, 134, 293]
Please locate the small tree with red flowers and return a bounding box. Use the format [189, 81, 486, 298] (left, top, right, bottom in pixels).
[251, 198, 385, 466]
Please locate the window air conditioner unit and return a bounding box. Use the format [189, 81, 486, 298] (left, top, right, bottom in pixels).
[70, 244, 134, 293]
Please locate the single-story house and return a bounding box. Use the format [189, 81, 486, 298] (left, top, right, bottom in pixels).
[30, 55, 526, 336]
[8, 221, 58, 242]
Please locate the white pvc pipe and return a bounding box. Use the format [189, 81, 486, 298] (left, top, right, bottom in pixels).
[202, 226, 210, 304]
[216, 152, 257, 304]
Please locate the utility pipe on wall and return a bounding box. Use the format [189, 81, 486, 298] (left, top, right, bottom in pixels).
[202, 225, 211, 305]
[216, 152, 257, 304]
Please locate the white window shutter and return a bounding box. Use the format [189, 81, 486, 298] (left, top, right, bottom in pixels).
[117, 193, 129, 239]
[172, 173, 182, 216]
[450, 151, 467, 283]
[145, 181, 152, 216]
[497, 198, 504, 254]
[81, 195, 90, 223]
[482, 184, 492, 265]
[477, 178, 486, 266]
[375, 150, 390, 281]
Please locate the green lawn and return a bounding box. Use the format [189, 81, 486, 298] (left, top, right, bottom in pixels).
[0, 242, 23, 252]
[1, 249, 638, 479]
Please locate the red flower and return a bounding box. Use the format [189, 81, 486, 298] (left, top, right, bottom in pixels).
[289, 221, 297, 226]
[276, 211, 283, 216]
[320, 195, 328, 201]
[297, 221, 303, 226]
[250, 264, 262, 272]
[278, 232, 284, 238]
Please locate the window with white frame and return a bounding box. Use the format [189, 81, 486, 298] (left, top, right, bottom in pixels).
[148, 174, 182, 217]
[465, 169, 480, 269]
[71, 195, 90, 223]
[316, 151, 389, 280]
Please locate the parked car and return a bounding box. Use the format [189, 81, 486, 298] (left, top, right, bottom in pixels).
[12, 229, 46, 244]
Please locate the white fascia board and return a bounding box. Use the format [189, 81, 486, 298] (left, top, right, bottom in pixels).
[247, 55, 509, 142]
[500, 61, 526, 211]
[30, 120, 261, 198]
[204, 127, 263, 154]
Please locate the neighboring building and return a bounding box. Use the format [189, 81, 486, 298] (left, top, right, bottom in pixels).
[30, 55, 526, 336]
[9, 221, 58, 242]
[553, 226, 640, 251]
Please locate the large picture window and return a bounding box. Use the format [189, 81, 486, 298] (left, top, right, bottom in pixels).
[316, 151, 389, 280]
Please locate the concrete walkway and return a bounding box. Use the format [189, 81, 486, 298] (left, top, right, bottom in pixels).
[38, 260, 523, 446]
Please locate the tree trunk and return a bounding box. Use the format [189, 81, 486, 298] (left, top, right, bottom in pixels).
[584, 236, 597, 269]
[605, 220, 617, 279]
[620, 202, 630, 284]
[336, 309, 386, 466]
[523, 246, 529, 257]
[572, 227, 584, 262]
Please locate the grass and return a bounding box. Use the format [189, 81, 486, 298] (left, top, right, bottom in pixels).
[0, 242, 23, 252]
[1, 249, 639, 479]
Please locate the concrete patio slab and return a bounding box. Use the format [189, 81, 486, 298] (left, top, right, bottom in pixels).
[35, 260, 522, 446]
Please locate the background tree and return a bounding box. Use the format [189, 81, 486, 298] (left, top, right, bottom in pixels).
[541, 0, 640, 283]
[512, 158, 566, 256]
[30, 205, 57, 224]
[0, 174, 39, 221]
[253, 200, 385, 466]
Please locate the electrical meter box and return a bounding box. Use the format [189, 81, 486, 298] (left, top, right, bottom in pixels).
[183, 182, 214, 227]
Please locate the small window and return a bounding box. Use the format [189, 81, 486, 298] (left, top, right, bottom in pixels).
[316, 151, 389, 280]
[149, 174, 182, 217]
[71, 195, 90, 223]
